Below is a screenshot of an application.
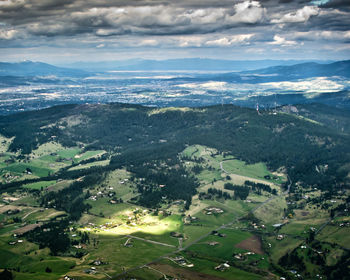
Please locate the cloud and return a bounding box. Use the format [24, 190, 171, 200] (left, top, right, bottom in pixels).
[205, 34, 254, 46]
[0, 28, 20, 40]
[231, 0, 266, 24]
[136, 39, 159, 47]
[0, 1, 268, 38]
[268, 35, 298, 46]
[0, 0, 349, 61]
[271, 6, 319, 23]
[292, 30, 350, 42]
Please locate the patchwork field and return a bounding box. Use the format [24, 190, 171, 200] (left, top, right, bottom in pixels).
[0, 142, 348, 280]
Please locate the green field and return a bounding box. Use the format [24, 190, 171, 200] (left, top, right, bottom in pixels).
[56, 148, 81, 159]
[266, 235, 303, 263]
[85, 199, 133, 220]
[74, 150, 106, 162]
[182, 145, 286, 186]
[68, 159, 110, 171]
[222, 159, 285, 184]
[317, 225, 350, 249]
[0, 236, 75, 280]
[187, 228, 252, 259]
[23, 180, 57, 190]
[1, 162, 52, 177]
[254, 196, 287, 226]
[182, 254, 262, 280]
[68, 235, 174, 278]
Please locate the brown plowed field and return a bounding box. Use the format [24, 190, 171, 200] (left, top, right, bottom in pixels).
[235, 235, 264, 255]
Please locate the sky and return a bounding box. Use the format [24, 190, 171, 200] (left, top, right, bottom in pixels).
[0, 0, 349, 63]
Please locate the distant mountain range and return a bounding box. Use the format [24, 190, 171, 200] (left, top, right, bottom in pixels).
[0, 61, 88, 77]
[167, 60, 350, 83]
[2, 59, 349, 81]
[63, 58, 334, 72]
[244, 60, 350, 79]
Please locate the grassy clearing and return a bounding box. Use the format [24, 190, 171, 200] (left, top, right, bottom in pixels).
[0, 135, 14, 153]
[132, 215, 183, 246]
[23, 180, 56, 190]
[0, 236, 75, 280]
[317, 225, 350, 249]
[122, 266, 163, 280]
[30, 142, 65, 157]
[182, 145, 285, 189]
[184, 254, 262, 280]
[101, 169, 137, 201]
[279, 207, 329, 236]
[254, 196, 287, 226]
[1, 162, 52, 177]
[57, 148, 81, 159]
[103, 213, 182, 237]
[222, 159, 285, 184]
[86, 199, 132, 220]
[24, 209, 66, 223]
[182, 225, 215, 246]
[187, 229, 252, 259]
[69, 235, 174, 277]
[74, 150, 106, 162]
[81, 201, 182, 243]
[68, 160, 110, 171]
[197, 169, 223, 184]
[12, 195, 40, 207]
[46, 180, 73, 192]
[190, 200, 240, 228]
[266, 235, 303, 263]
[280, 218, 328, 236]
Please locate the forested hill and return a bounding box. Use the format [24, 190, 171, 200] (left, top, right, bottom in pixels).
[0, 103, 350, 191]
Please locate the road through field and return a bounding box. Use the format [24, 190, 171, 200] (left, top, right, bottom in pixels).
[111, 164, 292, 279]
[125, 235, 176, 248]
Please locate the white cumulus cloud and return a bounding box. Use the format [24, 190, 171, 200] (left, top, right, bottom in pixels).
[271, 6, 319, 24]
[268, 35, 297, 46]
[205, 34, 254, 46]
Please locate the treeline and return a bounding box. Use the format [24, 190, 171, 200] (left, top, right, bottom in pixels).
[244, 181, 277, 195]
[206, 188, 232, 200]
[131, 158, 199, 208]
[223, 182, 277, 198]
[25, 219, 70, 255]
[223, 183, 250, 200]
[199, 185, 249, 201]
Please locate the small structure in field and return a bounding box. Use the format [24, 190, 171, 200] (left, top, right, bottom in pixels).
[205, 207, 224, 215]
[276, 234, 284, 240]
[234, 253, 245, 260]
[215, 263, 230, 271]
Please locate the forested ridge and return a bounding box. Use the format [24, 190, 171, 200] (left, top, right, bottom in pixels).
[0, 103, 349, 197]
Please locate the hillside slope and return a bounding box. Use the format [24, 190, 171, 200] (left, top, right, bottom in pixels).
[0, 103, 349, 192]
